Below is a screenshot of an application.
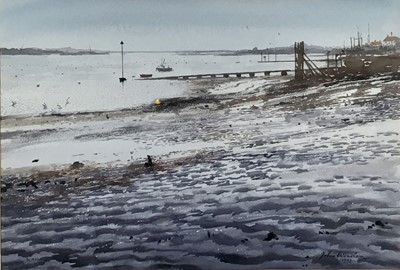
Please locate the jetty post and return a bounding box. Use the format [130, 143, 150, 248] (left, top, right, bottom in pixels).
[294, 41, 305, 80]
[119, 41, 127, 83]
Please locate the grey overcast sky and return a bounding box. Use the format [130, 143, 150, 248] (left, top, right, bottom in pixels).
[0, 0, 399, 51]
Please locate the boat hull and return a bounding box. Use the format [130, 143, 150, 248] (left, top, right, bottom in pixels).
[156, 67, 173, 72]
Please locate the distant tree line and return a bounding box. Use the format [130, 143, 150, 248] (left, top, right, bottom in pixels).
[0, 48, 63, 55]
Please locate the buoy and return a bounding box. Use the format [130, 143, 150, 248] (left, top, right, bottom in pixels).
[155, 99, 161, 105]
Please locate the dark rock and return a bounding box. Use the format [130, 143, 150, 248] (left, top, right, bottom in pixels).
[263, 232, 278, 241]
[264, 153, 275, 158]
[375, 220, 385, 227]
[145, 155, 154, 167]
[17, 182, 31, 187]
[29, 180, 38, 189]
[241, 238, 249, 244]
[60, 180, 66, 185]
[32, 159, 39, 163]
[70, 161, 84, 170]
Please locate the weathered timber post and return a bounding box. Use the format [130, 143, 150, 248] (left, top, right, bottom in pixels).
[294, 41, 305, 81]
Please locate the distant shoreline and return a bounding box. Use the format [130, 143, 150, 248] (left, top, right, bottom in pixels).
[1, 44, 335, 56]
[0, 47, 110, 56]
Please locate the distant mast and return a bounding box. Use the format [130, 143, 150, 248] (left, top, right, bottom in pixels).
[119, 41, 126, 83]
[367, 23, 370, 44]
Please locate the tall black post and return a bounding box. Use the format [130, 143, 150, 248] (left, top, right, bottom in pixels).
[119, 41, 126, 83]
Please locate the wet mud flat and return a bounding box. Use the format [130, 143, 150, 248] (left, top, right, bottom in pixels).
[1, 74, 400, 269]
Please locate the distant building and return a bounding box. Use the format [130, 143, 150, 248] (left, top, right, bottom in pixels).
[369, 40, 382, 47]
[383, 32, 400, 47]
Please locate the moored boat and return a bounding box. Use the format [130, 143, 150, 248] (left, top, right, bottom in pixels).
[140, 74, 153, 78]
[156, 59, 173, 72]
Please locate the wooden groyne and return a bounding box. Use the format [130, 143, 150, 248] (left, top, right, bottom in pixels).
[138, 69, 291, 80]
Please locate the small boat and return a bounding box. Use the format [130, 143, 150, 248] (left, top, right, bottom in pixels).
[140, 74, 153, 78]
[156, 59, 173, 72]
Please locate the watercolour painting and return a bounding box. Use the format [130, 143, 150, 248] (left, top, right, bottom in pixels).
[1, 0, 400, 269]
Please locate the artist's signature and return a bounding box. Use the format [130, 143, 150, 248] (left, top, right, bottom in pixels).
[318, 251, 365, 263]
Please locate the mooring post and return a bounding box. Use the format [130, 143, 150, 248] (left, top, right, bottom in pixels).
[326, 50, 330, 70]
[294, 41, 305, 81]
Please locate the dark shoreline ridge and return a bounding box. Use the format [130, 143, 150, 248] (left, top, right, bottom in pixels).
[0, 47, 110, 55]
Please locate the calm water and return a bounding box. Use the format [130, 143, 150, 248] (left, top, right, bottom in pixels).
[0, 52, 326, 117]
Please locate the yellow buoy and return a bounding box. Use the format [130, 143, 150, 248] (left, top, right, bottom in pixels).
[154, 99, 161, 105]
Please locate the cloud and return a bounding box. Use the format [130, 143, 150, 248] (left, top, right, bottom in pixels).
[1, 0, 399, 50]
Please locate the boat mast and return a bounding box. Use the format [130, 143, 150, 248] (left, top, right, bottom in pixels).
[368, 23, 370, 44]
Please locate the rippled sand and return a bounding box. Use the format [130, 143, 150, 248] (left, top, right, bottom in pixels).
[2, 75, 400, 269]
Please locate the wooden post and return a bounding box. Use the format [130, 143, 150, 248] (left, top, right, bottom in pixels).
[327, 51, 330, 69]
[294, 41, 305, 81]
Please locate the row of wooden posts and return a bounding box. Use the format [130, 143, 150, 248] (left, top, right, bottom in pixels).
[118, 41, 326, 83]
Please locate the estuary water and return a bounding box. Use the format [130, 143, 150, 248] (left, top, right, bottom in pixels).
[0, 52, 326, 117]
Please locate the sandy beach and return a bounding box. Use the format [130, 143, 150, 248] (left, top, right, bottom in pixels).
[1, 73, 400, 269]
